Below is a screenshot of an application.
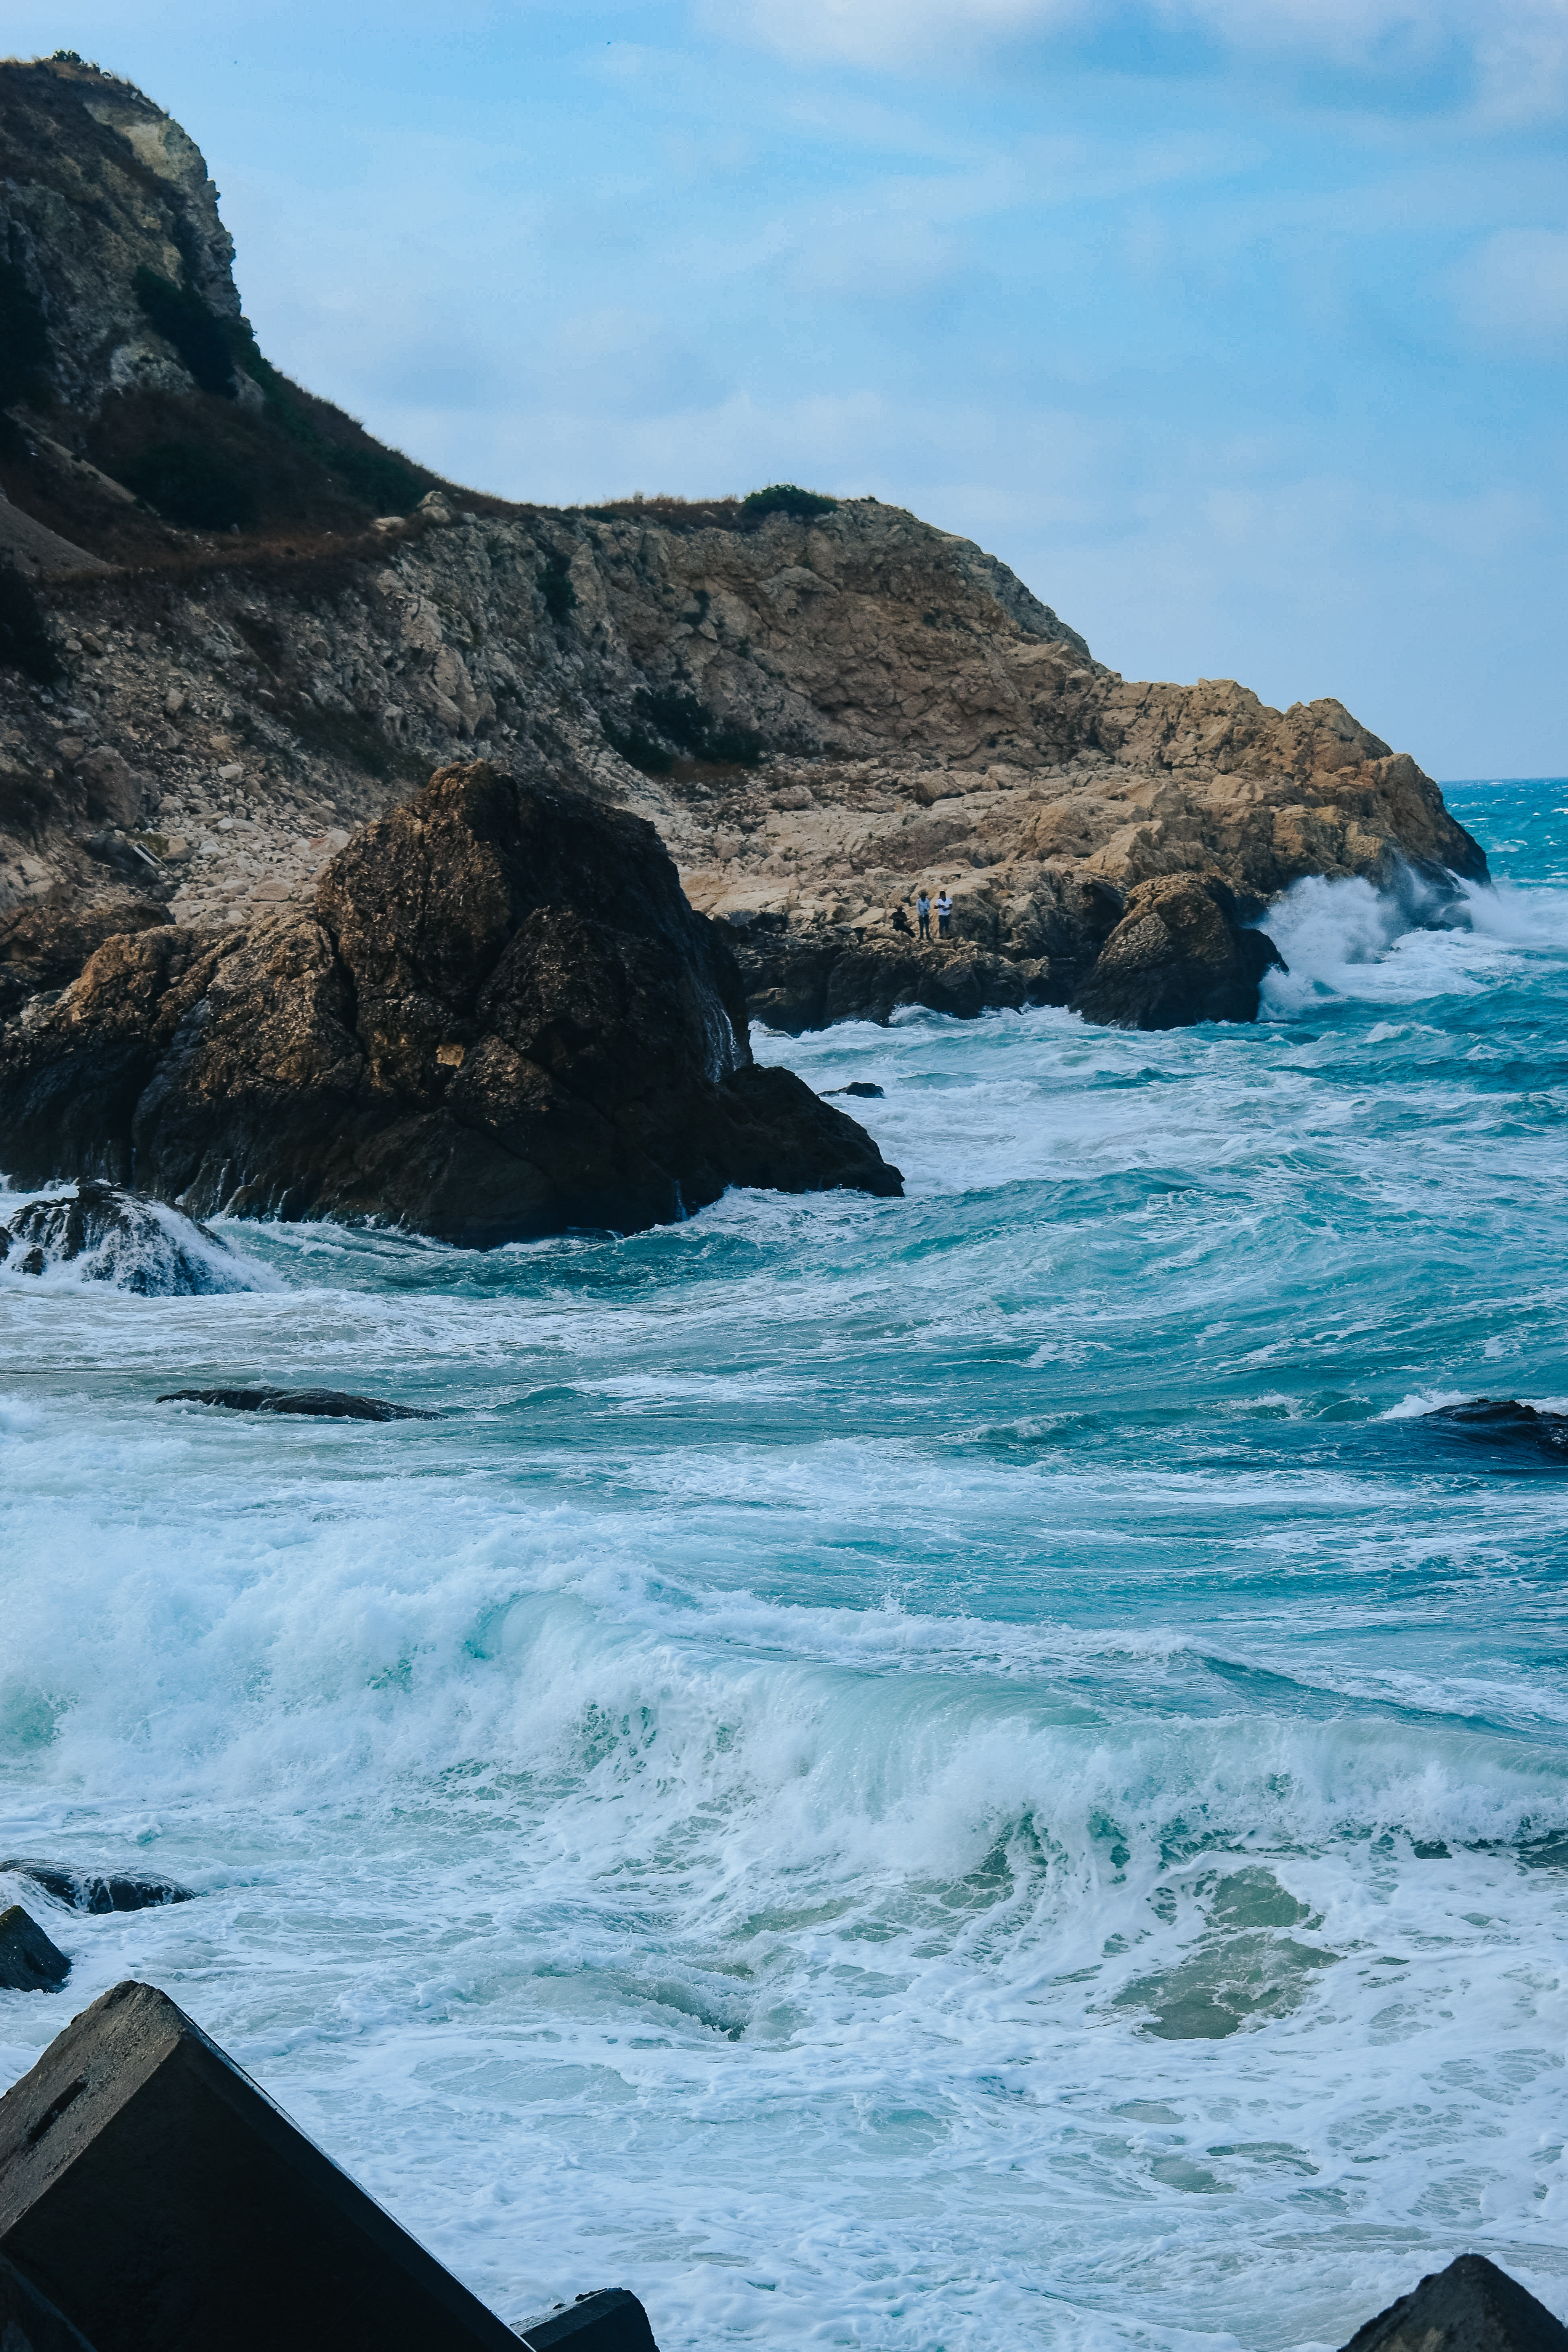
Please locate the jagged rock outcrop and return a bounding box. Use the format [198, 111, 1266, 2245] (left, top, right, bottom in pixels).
[0, 758, 901, 1243]
[0, 1177, 248, 1292]
[0, 57, 1489, 1040]
[1068, 874, 1284, 1030]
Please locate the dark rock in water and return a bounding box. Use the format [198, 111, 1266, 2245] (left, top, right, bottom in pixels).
[0, 1181, 239, 1296]
[0, 759, 901, 1245]
[1423, 1398, 1568, 1463]
[823, 1081, 884, 1099]
[517, 2289, 660, 2352]
[158, 1386, 439, 1422]
[0, 1906, 69, 1993]
[0, 1979, 530, 2351]
[0, 2252, 98, 2352]
[1338, 2253, 1568, 2352]
[1070, 873, 1284, 1029]
[2, 1862, 193, 1913]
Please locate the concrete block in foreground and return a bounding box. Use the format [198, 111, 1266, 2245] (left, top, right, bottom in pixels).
[1339, 2254, 1568, 2352]
[0, 1907, 69, 1992]
[518, 2288, 659, 2352]
[0, 2251, 100, 2351]
[0, 1979, 528, 2351]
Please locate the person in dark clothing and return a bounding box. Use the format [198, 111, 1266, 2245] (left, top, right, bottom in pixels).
[936, 890, 953, 940]
[890, 904, 911, 935]
[916, 890, 931, 940]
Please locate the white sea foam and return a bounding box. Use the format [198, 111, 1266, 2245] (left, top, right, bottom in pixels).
[2, 790, 1566, 2350]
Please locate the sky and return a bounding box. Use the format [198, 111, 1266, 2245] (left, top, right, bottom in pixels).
[7, 0, 1566, 774]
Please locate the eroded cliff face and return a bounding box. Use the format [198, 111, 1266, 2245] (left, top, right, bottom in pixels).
[0, 59, 1486, 1038]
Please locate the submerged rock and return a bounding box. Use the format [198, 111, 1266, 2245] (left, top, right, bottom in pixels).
[0, 1181, 243, 1295]
[158, 1386, 439, 1422]
[1422, 1398, 1568, 1464]
[1338, 2253, 1568, 2352]
[823, 1081, 884, 1099]
[1069, 873, 1284, 1030]
[0, 760, 902, 1246]
[0, 1905, 69, 1993]
[2, 1860, 193, 1913]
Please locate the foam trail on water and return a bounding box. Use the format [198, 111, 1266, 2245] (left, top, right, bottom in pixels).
[2, 780, 1566, 2352]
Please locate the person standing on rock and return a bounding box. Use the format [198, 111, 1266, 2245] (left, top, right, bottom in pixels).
[936, 890, 952, 941]
[916, 889, 931, 941]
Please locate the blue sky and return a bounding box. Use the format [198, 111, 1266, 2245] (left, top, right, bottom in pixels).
[9, 1, 1566, 772]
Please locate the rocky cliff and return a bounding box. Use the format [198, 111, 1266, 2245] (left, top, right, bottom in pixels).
[0, 758, 902, 1243]
[0, 56, 1487, 1040]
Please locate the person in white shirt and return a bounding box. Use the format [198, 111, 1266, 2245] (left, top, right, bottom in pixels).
[936, 890, 952, 940]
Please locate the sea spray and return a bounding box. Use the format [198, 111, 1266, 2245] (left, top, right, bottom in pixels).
[1, 780, 1566, 2352]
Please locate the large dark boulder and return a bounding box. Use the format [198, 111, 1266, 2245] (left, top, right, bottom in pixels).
[2, 1863, 191, 1914]
[1422, 1398, 1568, 1465]
[1338, 2253, 1568, 2352]
[0, 760, 901, 1245]
[1069, 873, 1284, 1029]
[0, 1979, 589, 2352]
[157, 1386, 439, 1422]
[0, 898, 170, 1024]
[0, 1907, 69, 1993]
[0, 1181, 244, 1294]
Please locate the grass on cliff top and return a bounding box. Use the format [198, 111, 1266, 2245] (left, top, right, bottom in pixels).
[572, 485, 839, 532]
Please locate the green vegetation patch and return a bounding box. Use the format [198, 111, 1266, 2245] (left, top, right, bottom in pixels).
[740, 483, 838, 521]
[133, 267, 238, 399]
[116, 433, 259, 531]
[603, 684, 762, 774]
[538, 548, 578, 621]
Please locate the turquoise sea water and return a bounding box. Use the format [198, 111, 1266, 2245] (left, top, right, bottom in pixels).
[2, 779, 1566, 2351]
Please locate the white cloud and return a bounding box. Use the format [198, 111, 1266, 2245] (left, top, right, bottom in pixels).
[703, 0, 1568, 117]
[1451, 225, 1568, 347]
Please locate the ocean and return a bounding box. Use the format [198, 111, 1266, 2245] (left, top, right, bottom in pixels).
[2, 778, 1566, 2352]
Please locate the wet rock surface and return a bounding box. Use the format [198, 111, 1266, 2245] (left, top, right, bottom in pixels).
[1, 1862, 193, 1913]
[1338, 2254, 1568, 2352]
[158, 1387, 439, 1422]
[0, 758, 901, 1244]
[0, 1180, 240, 1294]
[1421, 1398, 1568, 1464]
[1069, 873, 1284, 1029]
[0, 1907, 69, 1993]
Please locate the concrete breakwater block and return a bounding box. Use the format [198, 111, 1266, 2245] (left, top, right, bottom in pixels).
[0, 2251, 98, 2352]
[1338, 2253, 1568, 2352]
[517, 2290, 660, 2352]
[0, 1979, 659, 2352]
[0, 1908, 70, 1993]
